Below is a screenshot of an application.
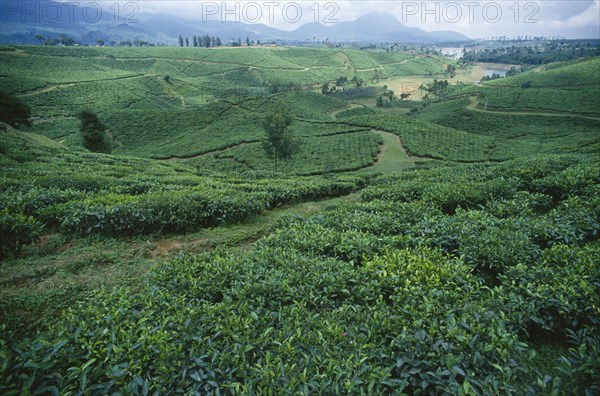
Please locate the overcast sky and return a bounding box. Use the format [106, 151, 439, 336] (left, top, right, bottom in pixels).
[74, 1, 600, 39]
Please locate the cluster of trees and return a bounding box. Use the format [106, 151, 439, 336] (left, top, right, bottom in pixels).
[463, 41, 600, 65]
[0, 90, 31, 128]
[477, 66, 523, 82]
[76, 110, 112, 154]
[117, 40, 155, 47]
[179, 35, 222, 47]
[35, 34, 78, 46]
[481, 73, 502, 82]
[1, 90, 112, 155]
[505, 66, 524, 77]
[321, 76, 364, 95]
[34, 34, 158, 47]
[375, 87, 410, 107]
[422, 79, 449, 97]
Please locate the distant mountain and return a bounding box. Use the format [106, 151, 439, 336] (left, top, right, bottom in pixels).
[292, 13, 432, 42]
[0, 4, 470, 45]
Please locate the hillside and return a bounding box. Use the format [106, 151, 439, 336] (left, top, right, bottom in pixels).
[0, 45, 449, 171]
[413, 57, 600, 158]
[1, 45, 599, 394]
[1, 128, 599, 394]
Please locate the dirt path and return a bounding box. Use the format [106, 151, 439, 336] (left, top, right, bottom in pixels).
[358, 130, 421, 173]
[1, 190, 361, 339]
[327, 103, 365, 119]
[18, 74, 147, 97]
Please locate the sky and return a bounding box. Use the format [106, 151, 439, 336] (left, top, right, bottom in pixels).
[134, 0, 600, 38]
[47, 0, 600, 39]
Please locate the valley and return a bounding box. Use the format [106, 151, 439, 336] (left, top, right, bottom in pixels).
[1, 43, 599, 394]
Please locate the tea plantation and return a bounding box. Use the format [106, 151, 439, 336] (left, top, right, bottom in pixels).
[0, 45, 599, 394]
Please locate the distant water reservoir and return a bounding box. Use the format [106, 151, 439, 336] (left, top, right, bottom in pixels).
[482, 67, 508, 78]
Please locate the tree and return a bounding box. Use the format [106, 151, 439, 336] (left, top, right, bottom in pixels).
[60, 35, 74, 46]
[400, 93, 411, 101]
[351, 76, 363, 87]
[321, 83, 330, 95]
[506, 66, 520, 77]
[193, 35, 198, 47]
[185, 37, 189, 46]
[0, 90, 31, 128]
[336, 76, 348, 86]
[178, 35, 184, 47]
[34, 34, 45, 44]
[384, 90, 396, 102]
[216, 37, 222, 46]
[76, 109, 111, 153]
[96, 38, 105, 46]
[246, 36, 250, 46]
[262, 104, 298, 168]
[203, 35, 211, 48]
[446, 64, 456, 78]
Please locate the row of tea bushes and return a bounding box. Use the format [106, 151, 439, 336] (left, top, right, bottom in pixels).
[2, 153, 598, 393]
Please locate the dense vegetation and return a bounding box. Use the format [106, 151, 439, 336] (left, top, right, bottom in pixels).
[1, 152, 598, 394]
[1, 44, 599, 394]
[463, 40, 600, 65]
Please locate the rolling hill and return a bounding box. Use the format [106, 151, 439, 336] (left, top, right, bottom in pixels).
[0, 44, 599, 395]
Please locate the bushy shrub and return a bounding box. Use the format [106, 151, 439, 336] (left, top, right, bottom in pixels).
[0, 209, 42, 259]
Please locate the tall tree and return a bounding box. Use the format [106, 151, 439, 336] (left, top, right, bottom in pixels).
[216, 37, 222, 46]
[193, 35, 198, 47]
[76, 109, 111, 153]
[246, 36, 250, 46]
[178, 35, 184, 47]
[262, 104, 299, 168]
[446, 64, 456, 78]
[185, 37, 189, 46]
[203, 35, 211, 48]
[0, 90, 31, 128]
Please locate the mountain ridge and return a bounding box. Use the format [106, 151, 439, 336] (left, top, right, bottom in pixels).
[0, 3, 470, 44]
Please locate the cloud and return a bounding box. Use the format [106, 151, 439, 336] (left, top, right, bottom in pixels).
[549, 0, 600, 28]
[54, 0, 600, 38]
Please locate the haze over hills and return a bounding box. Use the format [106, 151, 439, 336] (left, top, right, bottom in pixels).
[0, 1, 470, 44]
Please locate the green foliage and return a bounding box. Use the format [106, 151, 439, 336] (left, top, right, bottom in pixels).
[0, 90, 31, 128]
[0, 209, 42, 259]
[0, 45, 599, 394]
[262, 104, 298, 166]
[555, 327, 600, 395]
[2, 154, 598, 394]
[76, 109, 111, 154]
[213, 132, 382, 175]
[343, 113, 504, 162]
[0, 131, 366, 237]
